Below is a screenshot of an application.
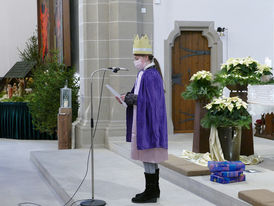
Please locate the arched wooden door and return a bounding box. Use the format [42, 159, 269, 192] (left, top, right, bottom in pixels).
[172, 31, 210, 133]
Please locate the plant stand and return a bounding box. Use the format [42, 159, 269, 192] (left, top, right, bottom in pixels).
[58, 107, 72, 149]
[227, 84, 254, 156]
[192, 100, 210, 153]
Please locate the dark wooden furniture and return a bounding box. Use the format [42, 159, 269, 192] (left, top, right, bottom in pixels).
[192, 100, 210, 153]
[254, 113, 274, 140]
[58, 107, 72, 149]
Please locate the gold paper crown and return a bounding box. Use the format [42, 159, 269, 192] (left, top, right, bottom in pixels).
[133, 34, 152, 55]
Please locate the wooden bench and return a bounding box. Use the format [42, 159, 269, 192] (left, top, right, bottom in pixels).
[160, 154, 210, 176]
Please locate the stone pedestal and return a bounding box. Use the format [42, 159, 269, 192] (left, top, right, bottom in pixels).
[58, 108, 72, 149]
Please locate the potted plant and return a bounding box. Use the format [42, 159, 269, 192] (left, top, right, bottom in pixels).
[182, 70, 220, 101]
[182, 70, 221, 153]
[201, 96, 251, 161]
[215, 57, 272, 90]
[214, 57, 272, 156]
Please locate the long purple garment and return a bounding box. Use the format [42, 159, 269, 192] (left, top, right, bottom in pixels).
[126, 67, 168, 150]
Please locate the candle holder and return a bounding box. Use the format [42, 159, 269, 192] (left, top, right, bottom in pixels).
[60, 80, 72, 108]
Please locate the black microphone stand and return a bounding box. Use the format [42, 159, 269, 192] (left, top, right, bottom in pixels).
[80, 68, 109, 206]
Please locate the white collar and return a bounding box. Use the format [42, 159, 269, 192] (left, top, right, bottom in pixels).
[144, 62, 155, 70]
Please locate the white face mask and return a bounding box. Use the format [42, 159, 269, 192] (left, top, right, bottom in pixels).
[134, 59, 144, 70]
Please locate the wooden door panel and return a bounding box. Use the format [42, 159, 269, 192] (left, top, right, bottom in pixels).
[172, 31, 210, 133]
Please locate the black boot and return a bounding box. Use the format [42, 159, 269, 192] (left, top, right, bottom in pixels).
[135, 169, 160, 198]
[155, 169, 160, 198]
[132, 173, 158, 203]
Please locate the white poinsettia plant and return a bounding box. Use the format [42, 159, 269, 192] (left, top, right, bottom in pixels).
[221, 57, 259, 70]
[201, 96, 251, 129]
[205, 96, 247, 111]
[256, 64, 272, 75]
[215, 57, 273, 86]
[190, 70, 213, 81]
[182, 70, 220, 101]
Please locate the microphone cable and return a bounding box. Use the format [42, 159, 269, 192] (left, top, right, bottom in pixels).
[18, 70, 107, 206]
[63, 70, 107, 206]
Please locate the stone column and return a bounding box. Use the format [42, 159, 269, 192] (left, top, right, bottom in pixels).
[76, 0, 153, 148]
[106, 0, 153, 140]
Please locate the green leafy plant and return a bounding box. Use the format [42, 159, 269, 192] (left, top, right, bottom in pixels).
[214, 57, 272, 87]
[28, 51, 79, 134]
[201, 96, 251, 129]
[182, 70, 221, 101]
[18, 32, 41, 90]
[18, 32, 41, 67]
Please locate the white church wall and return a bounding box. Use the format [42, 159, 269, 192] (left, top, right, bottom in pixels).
[154, 0, 274, 72]
[0, 0, 37, 77]
[0, 4, 9, 77]
[273, 2, 274, 67]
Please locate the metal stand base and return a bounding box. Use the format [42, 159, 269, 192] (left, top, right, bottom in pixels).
[80, 199, 106, 206]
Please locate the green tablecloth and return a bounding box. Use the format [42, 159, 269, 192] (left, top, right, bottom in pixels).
[0, 102, 56, 140]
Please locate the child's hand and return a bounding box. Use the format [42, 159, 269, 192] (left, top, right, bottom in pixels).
[115, 96, 122, 104]
[115, 95, 125, 104]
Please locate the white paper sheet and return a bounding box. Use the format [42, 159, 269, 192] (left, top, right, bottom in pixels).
[105, 84, 127, 107]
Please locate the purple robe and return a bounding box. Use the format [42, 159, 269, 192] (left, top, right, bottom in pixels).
[126, 67, 168, 150]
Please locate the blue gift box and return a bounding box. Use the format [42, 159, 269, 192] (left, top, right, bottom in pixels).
[210, 173, 246, 184]
[208, 161, 245, 172]
[213, 170, 244, 178]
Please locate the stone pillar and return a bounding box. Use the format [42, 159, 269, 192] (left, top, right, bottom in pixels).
[106, 0, 154, 140]
[76, 0, 153, 148]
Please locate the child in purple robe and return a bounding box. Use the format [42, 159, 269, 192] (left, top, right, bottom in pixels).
[118, 35, 168, 203]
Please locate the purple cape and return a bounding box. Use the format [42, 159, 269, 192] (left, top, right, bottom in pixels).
[126, 67, 168, 150]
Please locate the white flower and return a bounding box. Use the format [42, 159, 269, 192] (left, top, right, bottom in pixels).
[221, 63, 227, 69]
[227, 103, 234, 112]
[257, 64, 272, 74]
[205, 103, 212, 110]
[190, 70, 213, 81]
[205, 96, 248, 111]
[221, 57, 258, 72]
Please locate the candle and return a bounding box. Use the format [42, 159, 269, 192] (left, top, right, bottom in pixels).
[64, 99, 68, 108]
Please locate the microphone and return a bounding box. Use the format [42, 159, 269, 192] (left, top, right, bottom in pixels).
[108, 67, 129, 73]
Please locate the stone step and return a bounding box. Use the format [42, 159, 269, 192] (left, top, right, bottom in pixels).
[108, 141, 255, 206]
[31, 148, 214, 206]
